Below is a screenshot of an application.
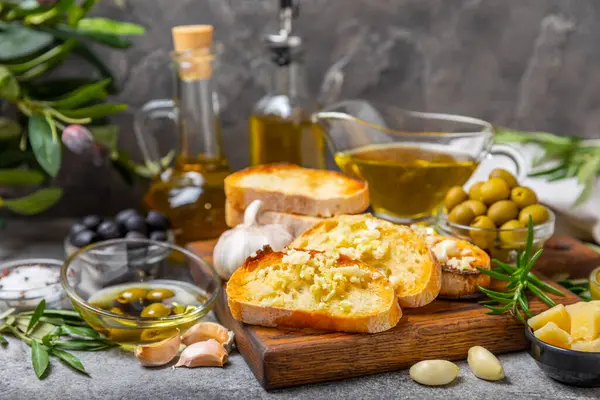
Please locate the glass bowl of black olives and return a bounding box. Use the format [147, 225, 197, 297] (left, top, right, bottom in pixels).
[64, 209, 174, 259]
[60, 239, 221, 345]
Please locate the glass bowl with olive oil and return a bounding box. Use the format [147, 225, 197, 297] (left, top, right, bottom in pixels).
[60, 239, 220, 345]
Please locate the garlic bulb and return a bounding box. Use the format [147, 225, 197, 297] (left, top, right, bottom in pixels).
[213, 200, 293, 279]
[181, 321, 235, 352]
[174, 339, 228, 368]
[135, 331, 181, 367]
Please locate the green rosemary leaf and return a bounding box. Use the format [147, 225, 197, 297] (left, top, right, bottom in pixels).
[522, 218, 534, 265]
[518, 296, 534, 318]
[513, 308, 527, 324]
[51, 348, 89, 376]
[478, 286, 514, 299]
[484, 304, 512, 314]
[479, 300, 500, 306]
[492, 259, 517, 274]
[527, 283, 557, 308]
[528, 274, 566, 297]
[31, 339, 49, 379]
[26, 299, 45, 335]
[477, 268, 511, 280]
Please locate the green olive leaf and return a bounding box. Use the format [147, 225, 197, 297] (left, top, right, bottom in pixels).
[76, 17, 145, 35]
[51, 348, 89, 375]
[45, 78, 111, 109]
[26, 299, 46, 335]
[3, 187, 63, 215]
[56, 103, 127, 119]
[31, 339, 50, 379]
[55, 0, 76, 14]
[0, 23, 53, 61]
[0, 117, 22, 141]
[53, 339, 112, 351]
[0, 169, 45, 186]
[0, 333, 7, 345]
[28, 115, 61, 177]
[89, 125, 118, 150]
[60, 325, 101, 339]
[0, 66, 20, 99]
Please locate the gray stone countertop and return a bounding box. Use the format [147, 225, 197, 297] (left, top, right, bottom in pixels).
[1, 219, 599, 400]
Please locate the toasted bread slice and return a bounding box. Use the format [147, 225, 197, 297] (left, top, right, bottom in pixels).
[227, 247, 401, 333]
[225, 200, 321, 237]
[224, 164, 369, 218]
[290, 214, 441, 308]
[423, 234, 491, 299]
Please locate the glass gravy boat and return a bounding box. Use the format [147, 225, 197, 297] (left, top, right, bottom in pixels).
[313, 100, 526, 224]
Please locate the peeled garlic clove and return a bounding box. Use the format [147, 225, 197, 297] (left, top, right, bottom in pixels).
[174, 339, 228, 368]
[467, 345, 504, 381]
[135, 331, 181, 367]
[181, 321, 235, 351]
[409, 360, 459, 386]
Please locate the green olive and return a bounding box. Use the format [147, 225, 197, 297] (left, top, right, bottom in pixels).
[116, 287, 147, 304]
[469, 215, 497, 249]
[499, 219, 527, 246]
[140, 303, 171, 318]
[461, 200, 487, 217]
[448, 203, 476, 226]
[109, 306, 125, 315]
[468, 181, 485, 201]
[479, 178, 511, 205]
[511, 186, 538, 209]
[170, 302, 186, 315]
[444, 186, 468, 211]
[487, 200, 519, 226]
[146, 288, 175, 302]
[519, 204, 550, 225]
[489, 168, 519, 189]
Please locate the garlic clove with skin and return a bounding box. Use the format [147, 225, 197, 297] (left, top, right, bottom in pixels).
[135, 330, 181, 367]
[213, 200, 294, 280]
[181, 321, 235, 352]
[174, 339, 228, 368]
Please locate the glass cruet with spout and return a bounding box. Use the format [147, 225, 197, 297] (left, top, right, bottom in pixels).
[134, 25, 230, 245]
[313, 100, 527, 224]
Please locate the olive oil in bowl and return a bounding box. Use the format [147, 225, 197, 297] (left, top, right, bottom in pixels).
[335, 143, 479, 222]
[84, 280, 209, 344]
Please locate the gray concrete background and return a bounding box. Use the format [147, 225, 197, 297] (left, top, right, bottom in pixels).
[10, 0, 600, 215]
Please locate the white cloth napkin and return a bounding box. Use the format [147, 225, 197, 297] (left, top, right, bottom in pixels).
[467, 143, 600, 243]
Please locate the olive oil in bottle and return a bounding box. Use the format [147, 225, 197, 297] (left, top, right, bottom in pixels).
[138, 25, 230, 244]
[248, 0, 325, 168]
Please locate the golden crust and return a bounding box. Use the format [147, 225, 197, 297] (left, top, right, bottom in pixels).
[226, 247, 402, 333]
[224, 164, 369, 217]
[290, 214, 442, 308]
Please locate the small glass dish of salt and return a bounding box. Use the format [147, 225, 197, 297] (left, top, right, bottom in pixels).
[0, 259, 67, 311]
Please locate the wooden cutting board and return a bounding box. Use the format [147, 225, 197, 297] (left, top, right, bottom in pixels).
[188, 238, 590, 390]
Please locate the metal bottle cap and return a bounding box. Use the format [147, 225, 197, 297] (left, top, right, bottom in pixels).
[264, 0, 301, 66]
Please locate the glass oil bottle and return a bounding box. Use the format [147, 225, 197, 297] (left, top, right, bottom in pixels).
[135, 25, 230, 244]
[248, 0, 326, 168]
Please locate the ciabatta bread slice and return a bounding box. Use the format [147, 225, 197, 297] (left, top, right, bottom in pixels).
[224, 164, 369, 218]
[290, 214, 441, 308]
[227, 247, 401, 333]
[424, 234, 491, 299]
[225, 200, 321, 237]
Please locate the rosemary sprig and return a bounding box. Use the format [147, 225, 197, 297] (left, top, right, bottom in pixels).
[0, 300, 115, 379]
[495, 127, 600, 206]
[477, 218, 565, 324]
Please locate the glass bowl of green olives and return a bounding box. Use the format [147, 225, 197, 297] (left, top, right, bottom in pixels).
[436, 168, 555, 263]
[60, 238, 220, 345]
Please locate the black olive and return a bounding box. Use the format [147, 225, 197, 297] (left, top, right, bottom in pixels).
[125, 231, 147, 240]
[149, 230, 168, 242]
[115, 208, 140, 227]
[97, 220, 121, 240]
[81, 215, 102, 231]
[146, 211, 170, 231]
[70, 222, 87, 237]
[123, 214, 147, 235]
[70, 229, 99, 248]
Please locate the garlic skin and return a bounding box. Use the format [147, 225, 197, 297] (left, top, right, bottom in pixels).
[213, 200, 293, 279]
[181, 321, 235, 352]
[135, 331, 181, 367]
[174, 339, 228, 368]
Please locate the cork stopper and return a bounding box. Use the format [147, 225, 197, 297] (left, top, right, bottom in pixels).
[171, 25, 214, 80]
[172, 25, 213, 52]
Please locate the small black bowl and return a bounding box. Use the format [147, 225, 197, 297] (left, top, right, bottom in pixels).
[525, 326, 600, 387]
